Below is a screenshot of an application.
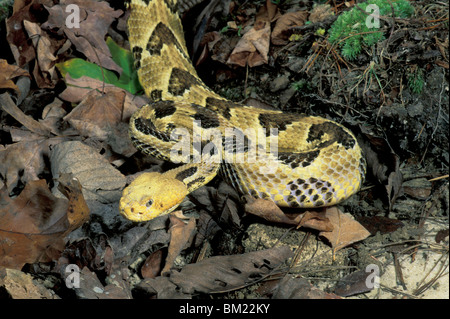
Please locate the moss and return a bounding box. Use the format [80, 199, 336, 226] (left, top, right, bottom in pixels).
[328, 0, 414, 60]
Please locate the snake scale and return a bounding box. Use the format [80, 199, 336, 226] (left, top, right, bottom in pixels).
[119, 0, 366, 222]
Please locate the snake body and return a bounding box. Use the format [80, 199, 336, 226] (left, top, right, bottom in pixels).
[120, 0, 366, 222]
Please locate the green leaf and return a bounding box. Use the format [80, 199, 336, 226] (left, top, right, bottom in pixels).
[56, 37, 143, 95]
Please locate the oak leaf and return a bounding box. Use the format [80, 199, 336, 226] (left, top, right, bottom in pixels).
[0, 176, 89, 269]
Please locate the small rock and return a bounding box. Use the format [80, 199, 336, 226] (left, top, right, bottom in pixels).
[270, 74, 290, 92]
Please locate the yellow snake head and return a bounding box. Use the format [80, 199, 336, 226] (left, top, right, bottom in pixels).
[119, 172, 188, 222]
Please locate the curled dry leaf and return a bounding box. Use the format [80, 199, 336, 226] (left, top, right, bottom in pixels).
[169, 246, 293, 294]
[0, 92, 52, 136]
[161, 214, 197, 275]
[0, 59, 29, 93]
[50, 141, 126, 203]
[23, 20, 58, 88]
[0, 177, 89, 269]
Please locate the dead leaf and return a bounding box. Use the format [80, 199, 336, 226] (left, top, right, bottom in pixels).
[0, 59, 29, 93]
[334, 269, 376, 297]
[402, 178, 432, 200]
[72, 267, 131, 299]
[162, 214, 197, 275]
[243, 196, 334, 232]
[0, 136, 65, 193]
[0, 177, 89, 269]
[58, 75, 117, 103]
[23, 20, 58, 88]
[271, 11, 307, 45]
[319, 207, 370, 252]
[50, 141, 127, 203]
[6, 0, 42, 66]
[57, 173, 90, 229]
[136, 276, 190, 299]
[63, 89, 135, 145]
[227, 3, 272, 68]
[141, 249, 164, 279]
[0, 268, 59, 299]
[358, 130, 403, 210]
[42, 0, 123, 74]
[227, 22, 270, 67]
[355, 215, 404, 235]
[60, 234, 112, 274]
[169, 246, 293, 294]
[39, 98, 68, 134]
[0, 92, 53, 136]
[273, 275, 341, 299]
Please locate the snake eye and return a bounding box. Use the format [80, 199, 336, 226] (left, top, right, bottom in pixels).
[146, 199, 153, 207]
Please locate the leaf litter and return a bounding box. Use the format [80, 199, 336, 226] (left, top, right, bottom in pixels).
[0, 0, 448, 300]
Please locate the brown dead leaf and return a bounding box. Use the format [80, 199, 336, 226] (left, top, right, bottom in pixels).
[0, 59, 29, 93]
[6, 0, 42, 66]
[227, 23, 271, 67]
[71, 267, 131, 299]
[271, 11, 307, 45]
[334, 269, 375, 297]
[169, 246, 293, 294]
[42, 0, 123, 73]
[58, 75, 117, 103]
[358, 130, 403, 210]
[50, 141, 127, 203]
[0, 93, 67, 192]
[136, 276, 190, 299]
[0, 177, 89, 269]
[355, 215, 404, 235]
[227, 3, 272, 68]
[0, 92, 53, 136]
[57, 173, 90, 229]
[319, 207, 370, 252]
[273, 275, 341, 299]
[0, 136, 65, 193]
[0, 268, 59, 299]
[23, 20, 58, 88]
[64, 89, 127, 140]
[243, 196, 334, 232]
[162, 214, 197, 275]
[141, 249, 164, 279]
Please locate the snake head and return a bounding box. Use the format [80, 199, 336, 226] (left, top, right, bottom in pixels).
[119, 172, 188, 222]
